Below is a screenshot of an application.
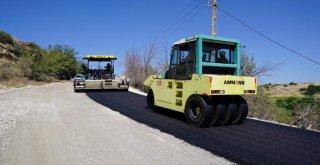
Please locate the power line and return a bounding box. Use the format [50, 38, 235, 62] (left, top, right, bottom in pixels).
[158, 4, 205, 41]
[217, 6, 320, 67]
[147, 0, 206, 44]
[145, 0, 199, 43]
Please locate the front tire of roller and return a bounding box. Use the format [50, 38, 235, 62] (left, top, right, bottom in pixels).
[185, 95, 212, 127]
[147, 90, 157, 111]
[233, 96, 248, 124]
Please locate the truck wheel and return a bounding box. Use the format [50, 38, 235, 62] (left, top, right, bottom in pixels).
[233, 96, 248, 124]
[210, 99, 226, 126]
[185, 95, 212, 127]
[147, 90, 157, 111]
[221, 103, 237, 125]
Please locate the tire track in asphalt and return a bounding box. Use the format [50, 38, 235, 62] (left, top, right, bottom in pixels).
[86, 91, 320, 165]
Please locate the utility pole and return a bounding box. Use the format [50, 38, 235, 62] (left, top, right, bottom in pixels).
[208, 0, 217, 36]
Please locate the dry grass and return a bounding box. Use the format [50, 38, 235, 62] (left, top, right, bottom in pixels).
[267, 83, 320, 97]
[0, 77, 47, 88]
[0, 58, 57, 89]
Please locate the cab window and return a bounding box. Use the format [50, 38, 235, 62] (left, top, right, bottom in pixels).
[202, 42, 235, 64]
[167, 42, 195, 79]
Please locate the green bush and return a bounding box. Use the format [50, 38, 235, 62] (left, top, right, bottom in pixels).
[246, 87, 277, 119]
[289, 82, 297, 85]
[305, 85, 320, 96]
[27, 42, 41, 50]
[0, 31, 14, 45]
[17, 54, 33, 78]
[26, 44, 81, 81]
[45, 45, 79, 79]
[299, 88, 307, 92]
[261, 83, 273, 91]
[13, 44, 26, 57]
[275, 97, 316, 111]
[274, 107, 295, 124]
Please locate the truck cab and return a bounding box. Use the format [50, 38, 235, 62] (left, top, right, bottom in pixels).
[144, 34, 257, 127]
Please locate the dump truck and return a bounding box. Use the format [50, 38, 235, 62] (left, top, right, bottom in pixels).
[74, 55, 129, 91]
[143, 35, 257, 127]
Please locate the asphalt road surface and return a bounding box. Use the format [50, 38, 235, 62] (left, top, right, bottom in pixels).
[86, 90, 320, 165]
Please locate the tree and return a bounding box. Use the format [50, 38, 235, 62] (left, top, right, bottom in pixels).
[124, 48, 143, 88]
[45, 45, 79, 79]
[143, 43, 159, 79]
[29, 45, 79, 81]
[240, 51, 281, 77]
[158, 43, 170, 73]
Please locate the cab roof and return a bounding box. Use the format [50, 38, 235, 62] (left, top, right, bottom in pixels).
[82, 55, 117, 61]
[173, 34, 240, 45]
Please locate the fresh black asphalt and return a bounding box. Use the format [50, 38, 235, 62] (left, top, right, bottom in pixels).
[86, 91, 320, 165]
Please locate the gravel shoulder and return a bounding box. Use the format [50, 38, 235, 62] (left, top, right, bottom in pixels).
[0, 82, 232, 165]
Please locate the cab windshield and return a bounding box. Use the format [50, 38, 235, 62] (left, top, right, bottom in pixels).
[202, 41, 235, 64]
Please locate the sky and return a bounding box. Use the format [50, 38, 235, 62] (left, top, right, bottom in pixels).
[1, 0, 320, 84]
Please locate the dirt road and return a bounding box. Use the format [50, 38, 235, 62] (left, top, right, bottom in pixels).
[0, 82, 231, 165]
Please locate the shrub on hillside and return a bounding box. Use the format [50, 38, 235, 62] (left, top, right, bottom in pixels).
[275, 97, 316, 111]
[305, 85, 320, 96]
[0, 59, 23, 80]
[17, 55, 33, 78]
[246, 87, 277, 119]
[293, 98, 320, 130]
[0, 31, 14, 45]
[289, 82, 297, 85]
[13, 44, 26, 58]
[299, 88, 307, 92]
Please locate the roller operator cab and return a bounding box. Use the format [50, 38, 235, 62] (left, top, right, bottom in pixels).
[143, 35, 257, 127]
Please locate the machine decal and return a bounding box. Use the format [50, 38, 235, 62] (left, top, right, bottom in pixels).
[224, 80, 245, 85]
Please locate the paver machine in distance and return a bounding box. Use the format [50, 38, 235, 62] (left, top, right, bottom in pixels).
[143, 35, 257, 127]
[73, 55, 129, 91]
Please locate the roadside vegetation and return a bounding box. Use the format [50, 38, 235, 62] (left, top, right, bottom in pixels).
[248, 81, 319, 130]
[0, 31, 84, 87]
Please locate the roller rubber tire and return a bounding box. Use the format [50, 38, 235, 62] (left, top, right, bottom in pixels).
[210, 99, 226, 126]
[147, 90, 157, 111]
[221, 103, 237, 125]
[233, 96, 248, 124]
[185, 95, 213, 127]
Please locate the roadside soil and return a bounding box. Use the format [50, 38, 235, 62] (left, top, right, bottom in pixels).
[0, 78, 48, 89]
[0, 82, 231, 165]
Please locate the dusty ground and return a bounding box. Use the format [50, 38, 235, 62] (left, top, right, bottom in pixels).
[0, 82, 232, 165]
[0, 78, 47, 89]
